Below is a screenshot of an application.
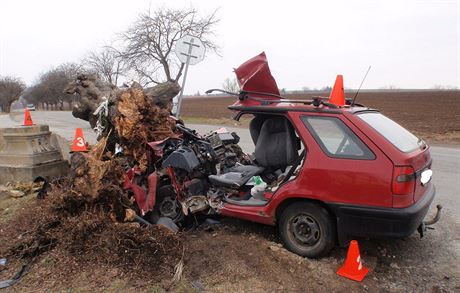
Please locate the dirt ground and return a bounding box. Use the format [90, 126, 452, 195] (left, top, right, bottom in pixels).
[1, 193, 458, 292]
[182, 217, 459, 293]
[181, 90, 460, 144]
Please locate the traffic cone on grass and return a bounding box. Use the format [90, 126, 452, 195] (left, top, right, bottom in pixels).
[337, 240, 369, 282]
[71, 128, 88, 152]
[23, 109, 34, 126]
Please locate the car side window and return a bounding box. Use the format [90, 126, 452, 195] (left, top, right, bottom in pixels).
[301, 116, 375, 160]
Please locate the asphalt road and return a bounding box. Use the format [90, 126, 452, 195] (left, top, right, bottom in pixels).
[1, 111, 459, 290]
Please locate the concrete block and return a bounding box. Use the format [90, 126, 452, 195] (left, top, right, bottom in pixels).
[0, 124, 69, 184]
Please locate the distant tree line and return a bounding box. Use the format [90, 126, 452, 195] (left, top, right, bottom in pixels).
[22, 63, 82, 110]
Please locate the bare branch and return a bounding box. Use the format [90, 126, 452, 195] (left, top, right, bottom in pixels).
[119, 6, 220, 84]
[83, 47, 127, 86]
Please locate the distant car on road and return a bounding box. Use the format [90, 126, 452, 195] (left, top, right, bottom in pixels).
[26, 104, 36, 111]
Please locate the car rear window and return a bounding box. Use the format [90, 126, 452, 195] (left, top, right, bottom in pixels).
[357, 112, 419, 152]
[302, 116, 375, 160]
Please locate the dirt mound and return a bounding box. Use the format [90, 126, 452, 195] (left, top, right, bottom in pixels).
[1, 177, 182, 282]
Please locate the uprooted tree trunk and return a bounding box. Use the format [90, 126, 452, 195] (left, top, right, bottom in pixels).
[63, 73, 181, 192]
[66, 74, 180, 130]
[65, 74, 119, 129]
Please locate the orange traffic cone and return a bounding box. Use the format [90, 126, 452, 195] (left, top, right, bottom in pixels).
[337, 240, 369, 282]
[328, 75, 346, 107]
[71, 128, 88, 152]
[23, 109, 34, 126]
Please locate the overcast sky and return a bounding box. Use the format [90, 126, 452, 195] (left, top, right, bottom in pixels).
[0, 0, 459, 94]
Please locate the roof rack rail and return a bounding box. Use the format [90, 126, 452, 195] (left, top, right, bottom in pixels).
[206, 88, 365, 108]
[250, 95, 340, 109]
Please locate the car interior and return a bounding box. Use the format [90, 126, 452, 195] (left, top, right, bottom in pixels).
[208, 114, 305, 206]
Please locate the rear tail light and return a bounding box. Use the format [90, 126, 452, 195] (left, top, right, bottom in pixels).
[392, 166, 415, 195]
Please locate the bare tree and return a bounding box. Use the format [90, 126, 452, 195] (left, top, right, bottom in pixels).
[0, 76, 26, 113]
[120, 7, 219, 86]
[84, 47, 125, 86]
[222, 77, 239, 93]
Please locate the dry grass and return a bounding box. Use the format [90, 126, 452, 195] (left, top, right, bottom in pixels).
[0, 194, 34, 225]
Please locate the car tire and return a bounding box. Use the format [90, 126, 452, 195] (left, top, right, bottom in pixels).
[279, 202, 335, 258]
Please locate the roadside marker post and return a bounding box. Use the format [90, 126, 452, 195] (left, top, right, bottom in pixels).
[173, 35, 206, 117]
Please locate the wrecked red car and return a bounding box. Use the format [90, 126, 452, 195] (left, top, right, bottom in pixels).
[125, 52, 441, 258]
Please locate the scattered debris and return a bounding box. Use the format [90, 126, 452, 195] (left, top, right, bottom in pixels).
[269, 245, 281, 252]
[0, 181, 44, 198]
[157, 217, 179, 233]
[171, 248, 185, 285]
[191, 281, 206, 292]
[0, 263, 29, 289]
[201, 218, 220, 232]
[2, 189, 24, 198]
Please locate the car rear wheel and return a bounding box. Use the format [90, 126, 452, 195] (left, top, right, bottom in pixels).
[279, 202, 335, 258]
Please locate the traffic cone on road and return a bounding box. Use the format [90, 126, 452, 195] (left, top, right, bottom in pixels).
[23, 109, 34, 126]
[337, 240, 369, 282]
[71, 128, 88, 152]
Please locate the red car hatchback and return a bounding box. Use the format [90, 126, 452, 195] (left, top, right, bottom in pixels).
[207, 52, 439, 257]
[128, 52, 440, 258]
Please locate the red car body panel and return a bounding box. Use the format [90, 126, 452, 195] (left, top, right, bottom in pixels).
[235, 51, 280, 96]
[343, 110, 432, 207]
[232, 51, 280, 107]
[123, 168, 158, 215]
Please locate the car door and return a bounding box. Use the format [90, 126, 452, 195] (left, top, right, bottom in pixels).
[286, 112, 394, 208]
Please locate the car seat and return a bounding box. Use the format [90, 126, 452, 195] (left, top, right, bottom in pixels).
[208, 116, 299, 188]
